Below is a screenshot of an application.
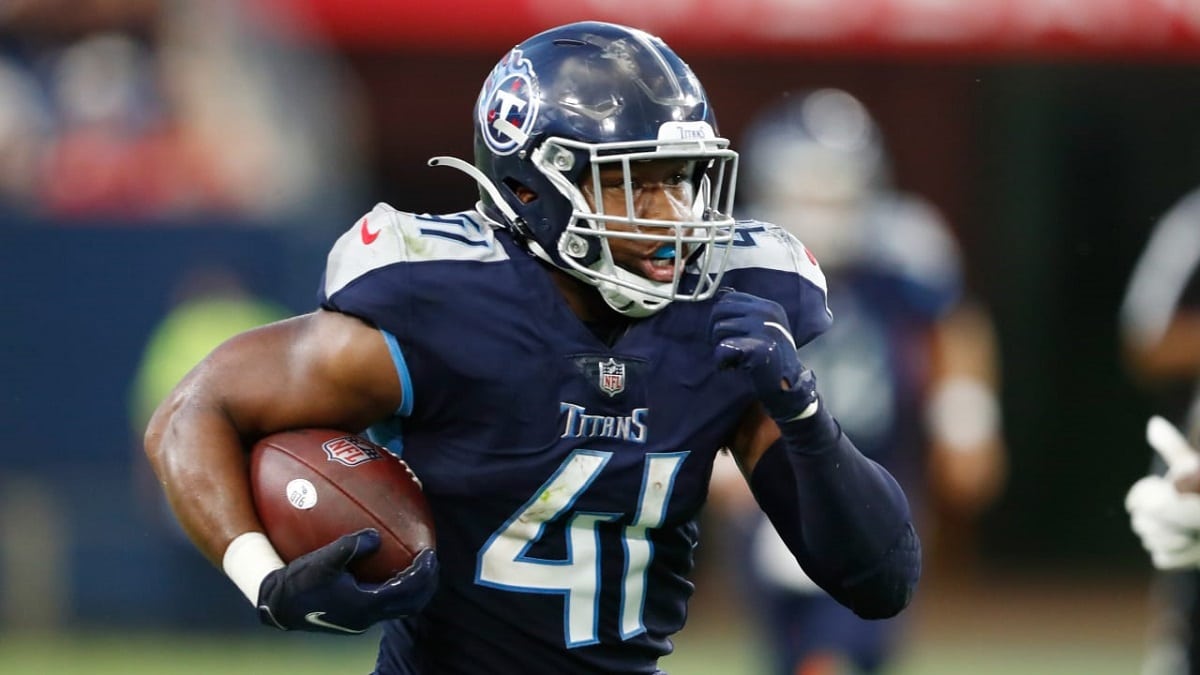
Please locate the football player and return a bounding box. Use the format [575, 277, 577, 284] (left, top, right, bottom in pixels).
[711, 89, 1006, 675]
[144, 23, 920, 674]
[1121, 185, 1200, 675]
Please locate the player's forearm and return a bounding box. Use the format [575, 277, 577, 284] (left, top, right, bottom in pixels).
[748, 406, 920, 619]
[144, 385, 265, 568]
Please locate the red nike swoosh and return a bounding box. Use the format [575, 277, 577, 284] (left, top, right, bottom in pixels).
[360, 217, 380, 245]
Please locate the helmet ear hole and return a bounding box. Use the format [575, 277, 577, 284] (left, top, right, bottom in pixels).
[506, 179, 538, 205]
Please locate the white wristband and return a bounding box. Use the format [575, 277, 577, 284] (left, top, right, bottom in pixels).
[222, 532, 285, 606]
[925, 376, 1000, 451]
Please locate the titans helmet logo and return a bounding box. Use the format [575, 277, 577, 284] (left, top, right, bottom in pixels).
[477, 48, 539, 156]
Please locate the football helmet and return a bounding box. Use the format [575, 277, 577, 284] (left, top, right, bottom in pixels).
[430, 21, 737, 317]
[741, 89, 889, 269]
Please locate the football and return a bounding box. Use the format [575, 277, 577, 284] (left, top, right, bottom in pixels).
[249, 428, 435, 583]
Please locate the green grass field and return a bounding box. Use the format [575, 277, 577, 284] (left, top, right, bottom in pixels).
[0, 621, 1144, 675]
[0, 573, 1151, 674]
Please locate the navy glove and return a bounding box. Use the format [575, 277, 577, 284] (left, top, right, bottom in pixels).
[257, 528, 438, 635]
[710, 289, 819, 422]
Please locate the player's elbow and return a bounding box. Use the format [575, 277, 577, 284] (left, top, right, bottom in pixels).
[143, 371, 215, 478]
[838, 522, 922, 620]
[143, 389, 179, 471]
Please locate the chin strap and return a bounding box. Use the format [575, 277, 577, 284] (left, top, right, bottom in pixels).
[427, 156, 523, 225]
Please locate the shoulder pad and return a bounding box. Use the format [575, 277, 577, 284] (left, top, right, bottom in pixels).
[717, 221, 832, 346]
[323, 204, 508, 298]
[721, 220, 829, 296]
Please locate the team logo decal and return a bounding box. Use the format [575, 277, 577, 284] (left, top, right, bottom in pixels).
[598, 358, 626, 397]
[477, 48, 539, 156]
[322, 436, 382, 467]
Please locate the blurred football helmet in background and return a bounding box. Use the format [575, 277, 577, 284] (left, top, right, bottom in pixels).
[431, 21, 738, 317]
[741, 88, 889, 270]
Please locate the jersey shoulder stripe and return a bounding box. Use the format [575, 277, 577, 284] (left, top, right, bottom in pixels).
[323, 204, 509, 298]
[714, 220, 832, 347]
[719, 220, 829, 298]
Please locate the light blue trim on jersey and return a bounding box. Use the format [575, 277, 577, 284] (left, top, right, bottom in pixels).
[365, 419, 406, 458]
[381, 329, 414, 417]
[365, 329, 412, 459]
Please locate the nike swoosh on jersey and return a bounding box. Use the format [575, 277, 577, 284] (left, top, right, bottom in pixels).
[360, 217, 381, 245]
[305, 611, 366, 634]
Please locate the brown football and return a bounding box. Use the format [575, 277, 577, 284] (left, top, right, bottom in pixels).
[249, 428, 435, 583]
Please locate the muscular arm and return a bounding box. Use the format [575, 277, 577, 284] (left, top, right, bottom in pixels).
[143, 309, 401, 566]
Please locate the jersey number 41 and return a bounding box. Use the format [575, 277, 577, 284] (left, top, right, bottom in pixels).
[477, 450, 688, 647]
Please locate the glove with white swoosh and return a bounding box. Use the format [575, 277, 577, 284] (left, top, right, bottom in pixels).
[710, 289, 819, 423]
[257, 528, 438, 634]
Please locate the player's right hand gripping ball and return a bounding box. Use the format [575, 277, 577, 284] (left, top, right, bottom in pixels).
[709, 289, 818, 421]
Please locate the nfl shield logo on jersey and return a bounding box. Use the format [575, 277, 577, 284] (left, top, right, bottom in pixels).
[598, 358, 626, 397]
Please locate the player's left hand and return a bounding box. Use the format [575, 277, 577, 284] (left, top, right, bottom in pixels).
[256, 529, 438, 634]
[1126, 416, 1200, 570]
[709, 289, 818, 421]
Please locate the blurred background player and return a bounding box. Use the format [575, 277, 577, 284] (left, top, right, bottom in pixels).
[710, 88, 1007, 675]
[1121, 186, 1200, 675]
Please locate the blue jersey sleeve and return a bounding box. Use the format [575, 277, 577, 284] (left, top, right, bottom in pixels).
[318, 202, 413, 325]
[316, 204, 508, 426]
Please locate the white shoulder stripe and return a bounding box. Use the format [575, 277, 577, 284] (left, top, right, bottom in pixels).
[324, 204, 509, 298]
[719, 222, 829, 299]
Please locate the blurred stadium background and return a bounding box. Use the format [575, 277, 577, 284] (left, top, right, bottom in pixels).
[2, 0, 1196, 672]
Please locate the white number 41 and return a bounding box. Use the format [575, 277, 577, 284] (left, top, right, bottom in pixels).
[477, 450, 688, 647]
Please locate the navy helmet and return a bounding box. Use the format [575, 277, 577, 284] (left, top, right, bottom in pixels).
[430, 21, 737, 317]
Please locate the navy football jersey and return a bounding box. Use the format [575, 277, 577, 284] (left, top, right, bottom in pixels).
[319, 204, 830, 674]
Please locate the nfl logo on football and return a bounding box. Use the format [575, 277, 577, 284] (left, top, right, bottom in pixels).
[599, 358, 625, 397]
[322, 436, 382, 467]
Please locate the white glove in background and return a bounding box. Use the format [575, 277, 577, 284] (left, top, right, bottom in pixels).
[1126, 416, 1200, 569]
